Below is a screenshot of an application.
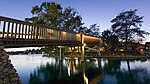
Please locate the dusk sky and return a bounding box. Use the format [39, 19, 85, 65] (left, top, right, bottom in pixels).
[0, 0, 150, 43]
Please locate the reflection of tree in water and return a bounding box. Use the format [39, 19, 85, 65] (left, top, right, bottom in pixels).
[29, 59, 68, 84]
[102, 59, 150, 84]
[29, 59, 84, 84]
[116, 67, 150, 84]
[29, 58, 103, 84]
[103, 60, 121, 75]
[84, 61, 103, 83]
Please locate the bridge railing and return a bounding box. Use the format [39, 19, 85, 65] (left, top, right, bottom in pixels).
[0, 16, 100, 44]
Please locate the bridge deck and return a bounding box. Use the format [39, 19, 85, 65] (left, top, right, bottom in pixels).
[0, 16, 100, 48]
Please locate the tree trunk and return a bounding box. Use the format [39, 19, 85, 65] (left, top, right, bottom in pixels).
[125, 27, 128, 55]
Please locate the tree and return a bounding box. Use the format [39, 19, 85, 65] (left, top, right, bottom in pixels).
[101, 29, 120, 52]
[62, 7, 83, 32]
[25, 1, 83, 32]
[25, 1, 63, 28]
[101, 30, 112, 44]
[82, 24, 100, 37]
[111, 9, 149, 52]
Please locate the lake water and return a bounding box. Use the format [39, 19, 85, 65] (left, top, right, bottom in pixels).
[9, 54, 150, 84]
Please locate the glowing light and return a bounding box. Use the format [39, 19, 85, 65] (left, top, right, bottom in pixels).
[83, 43, 86, 47]
[119, 49, 124, 51]
[62, 32, 66, 35]
[83, 73, 88, 84]
[68, 62, 71, 76]
[99, 47, 105, 52]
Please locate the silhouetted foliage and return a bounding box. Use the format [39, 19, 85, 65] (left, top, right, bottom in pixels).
[79, 24, 100, 37]
[111, 9, 149, 52]
[101, 29, 120, 52]
[25, 1, 83, 32]
[111, 9, 149, 43]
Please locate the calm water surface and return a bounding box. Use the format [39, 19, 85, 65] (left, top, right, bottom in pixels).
[9, 54, 150, 84]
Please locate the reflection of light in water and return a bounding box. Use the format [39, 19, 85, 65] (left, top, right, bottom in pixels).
[83, 73, 88, 84]
[67, 59, 79, 76]
[68, 61, 71, 76]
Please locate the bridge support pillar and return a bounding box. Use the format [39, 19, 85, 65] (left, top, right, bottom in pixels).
[58, 46, 65, 61]
[60, 47, 62, 61]
[81, 44, 85, 62]
[81, 33, 85, 62]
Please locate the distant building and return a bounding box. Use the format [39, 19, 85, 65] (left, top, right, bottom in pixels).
[121, 42, 144, 54]
[144, 42, 150, 55]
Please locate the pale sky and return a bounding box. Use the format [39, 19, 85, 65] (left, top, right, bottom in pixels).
[0, 0, 150, 51]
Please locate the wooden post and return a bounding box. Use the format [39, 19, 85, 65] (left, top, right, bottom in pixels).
[32, 26, 35, 39]
[21, 24, 24, 39]
[11, 22, 14, 38]
[36, 27, 39, 40]
[46, 28, 48, 39]
[2, 21, 6, 39]
[41, 28, 42, 39]
[25, 25, 28, 39]
[18, 24, 21, 39]
[7, 22, 10, 38]
[28, 26, 30, 39]
[39, 28, 41, 39]
[45, 28, 47, 39]
[14, 23, 18, 38]
[31, 26, 33, 39]
[42, 28, 44, 39]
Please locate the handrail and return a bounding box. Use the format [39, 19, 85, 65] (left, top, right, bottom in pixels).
[0, 16, 100, 44]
